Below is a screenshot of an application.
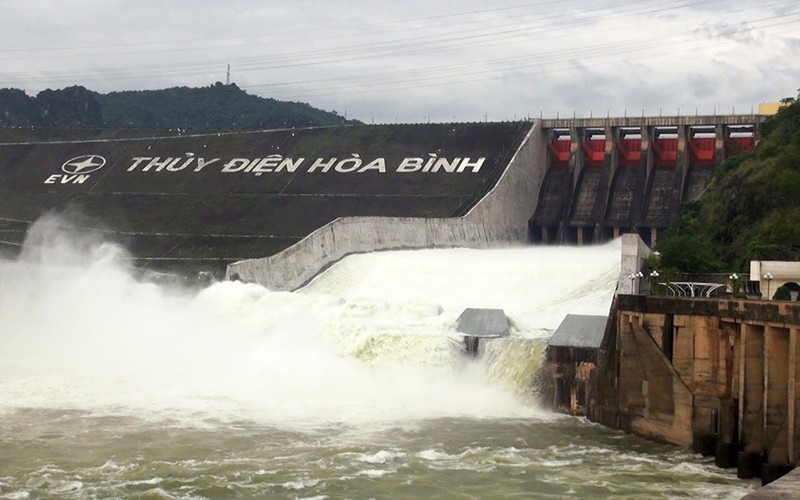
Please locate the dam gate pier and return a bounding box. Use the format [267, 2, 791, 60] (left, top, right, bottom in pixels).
[529, 115, 763, 247]
[542, 293, 800, 486]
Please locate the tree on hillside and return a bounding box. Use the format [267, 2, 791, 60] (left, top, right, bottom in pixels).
[36, 86, 103, 127]
[0, 84, 359, 131]
[656, 94, 800, 272]
[0, 88, 36, 126]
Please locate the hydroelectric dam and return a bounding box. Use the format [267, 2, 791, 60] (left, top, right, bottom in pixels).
[0, 114, 776, 497]
[0, 113, 762, 287]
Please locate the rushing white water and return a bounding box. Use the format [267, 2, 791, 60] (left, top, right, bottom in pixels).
[300, 243, 621, 334]
[0, 214, 617, 430]
[0, 215, 756, 498]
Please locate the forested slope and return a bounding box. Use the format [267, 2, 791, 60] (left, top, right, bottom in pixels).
[657, 97, 800, 272]
[0, 83, 358, 130]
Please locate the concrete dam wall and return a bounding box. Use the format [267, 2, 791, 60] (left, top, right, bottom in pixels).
[0, 114, 763, 288]
[227, 122, 544, 290]
[0, 122, 533, 278]
[227, 114, 765, 290]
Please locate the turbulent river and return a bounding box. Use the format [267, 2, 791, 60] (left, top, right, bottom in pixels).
[0, 216, 756, 498]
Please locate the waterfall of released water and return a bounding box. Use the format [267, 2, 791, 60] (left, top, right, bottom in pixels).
[0, 214, 620, 429]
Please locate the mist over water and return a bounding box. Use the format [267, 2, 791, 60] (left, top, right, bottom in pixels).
[0, 214, 557, 427]
[0, 214, 756, 498]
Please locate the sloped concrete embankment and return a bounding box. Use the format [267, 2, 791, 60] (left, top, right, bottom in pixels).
[227, 122, 544, 290]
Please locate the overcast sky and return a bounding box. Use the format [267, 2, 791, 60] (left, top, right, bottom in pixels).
[2, 0, 799, 123]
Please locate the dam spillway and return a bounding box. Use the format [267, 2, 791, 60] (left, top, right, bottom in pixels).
[0, 113, 763, 287]
[529, 114, 763, 246]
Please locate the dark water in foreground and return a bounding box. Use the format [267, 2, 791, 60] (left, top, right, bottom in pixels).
[1, 410, 755, 498]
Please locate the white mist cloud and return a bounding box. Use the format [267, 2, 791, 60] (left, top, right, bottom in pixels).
[0, 213, 548, 430]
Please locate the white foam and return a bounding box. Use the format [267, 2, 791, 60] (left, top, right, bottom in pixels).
[301, 243, 621, 334]
[0, 214, 620, 430]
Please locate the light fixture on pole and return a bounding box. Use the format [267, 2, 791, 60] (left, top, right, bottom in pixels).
[628, 271, 644, 294]
[647, 270, 659, 295]
[763, 272, 774, 300]
[728, 273, 739, 296]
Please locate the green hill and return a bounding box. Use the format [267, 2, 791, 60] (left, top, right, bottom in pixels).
[0, 83, 359, 130]
[656, 96, 800, 273]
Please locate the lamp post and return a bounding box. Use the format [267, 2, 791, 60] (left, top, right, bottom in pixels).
[728, 273, 739, 296]
[649, 270, 660, 295]
[628, 271, 644, 294]
[763, 272, 773, 300]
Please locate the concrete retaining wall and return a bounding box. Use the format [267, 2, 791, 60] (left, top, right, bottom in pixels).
[599, 296, 800, 484]
[227, 121, 544, 290]
[618, 233, 652, 295]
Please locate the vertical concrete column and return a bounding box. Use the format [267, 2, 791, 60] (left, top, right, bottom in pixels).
[717, 323, 735, 398]
[789, 326, 797, 465]
[715, 124, 725, 167]
[677, 125, 690, 206]
[641, 125, 655, 243]
[607, 123, 618, 184]
[571, 126, 583, 192]
[764, 326, 790, 465]
[644, 125, 654, 186]
[739, 323, 764, 452]
[606, 124, 618, 230]
[715, 321, 739, 467]
[738, 322, 766, 478]
[542, 128, 553, 177]
[688, 316, 722, 440]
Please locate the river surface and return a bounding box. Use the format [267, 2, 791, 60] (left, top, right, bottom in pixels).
[0, 215, 757, 498]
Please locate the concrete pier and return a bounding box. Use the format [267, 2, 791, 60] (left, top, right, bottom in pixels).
[543, 292, 800, 486]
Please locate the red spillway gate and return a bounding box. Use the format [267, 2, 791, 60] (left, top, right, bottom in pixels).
[726, 136, 755, 156]
[653, 138, 678, 167]
[616, 128, 642, 167]
[582, 140, 605, 167]
[725, 125, 756, 157]
[548, 130, 572, 166]
[689, 137, 715, 166]
[688, 126, 716, 167]
[653, 127, 678, 167]
[581, 130, 606, 167]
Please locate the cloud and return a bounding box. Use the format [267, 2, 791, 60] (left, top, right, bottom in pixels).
[0, 0, 798, 122]
[699, 21, 763, 45]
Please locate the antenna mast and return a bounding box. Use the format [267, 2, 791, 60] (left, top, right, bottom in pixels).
[226, 64, 231, 85]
